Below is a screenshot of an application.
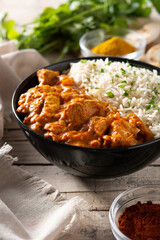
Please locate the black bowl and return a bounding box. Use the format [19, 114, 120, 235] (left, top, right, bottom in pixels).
[12, 57, 160, 178]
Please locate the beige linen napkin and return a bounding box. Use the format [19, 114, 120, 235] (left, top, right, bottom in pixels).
[0, 41, 86, 240]
[0, 144, 85, 240]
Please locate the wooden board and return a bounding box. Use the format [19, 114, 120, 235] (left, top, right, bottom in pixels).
[20, 165, 160, 193]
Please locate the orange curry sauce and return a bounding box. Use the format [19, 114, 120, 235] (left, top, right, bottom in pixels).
[17, 69, 154, 148]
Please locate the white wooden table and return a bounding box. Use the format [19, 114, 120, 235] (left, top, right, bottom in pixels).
[1, 1, 160, 239]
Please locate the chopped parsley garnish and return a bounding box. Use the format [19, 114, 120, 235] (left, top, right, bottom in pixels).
[149, 100, 155, 105]
[127, 62, 131, 67]
[154, 105, 159, 110]
[146, 100, 159, 111]
[95, 87, 99, 89]
[93, 63, 96, 66]
[119, 84, 125, 88]
[131, 81, 135, 86]
[128, 97, 132, 104]
[107, 61, 112, 66]
[106, 91, 114, 98]
[100, 68, 105, 73]
[87, 77, 91, 82]
[152, 96, 156, 100]
[80, 59, 87, 63]
[153, 87, 158, 94]
[133, 71, 136, 75]
[145, 105, 151, 110]
[121, 68, 126, 75]
[123, 91, 129, 96]
[115, 74, 119, 78]
[121, 80, 127, 83]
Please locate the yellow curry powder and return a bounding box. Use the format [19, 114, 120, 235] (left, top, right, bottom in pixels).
[92, 36, 136, 56]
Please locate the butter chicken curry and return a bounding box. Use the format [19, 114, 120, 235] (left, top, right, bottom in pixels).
[17, 69, 154, 148]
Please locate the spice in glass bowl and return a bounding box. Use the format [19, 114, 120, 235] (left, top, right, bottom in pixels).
[91, 36, 136, 56]
[118, 201, 160, 240]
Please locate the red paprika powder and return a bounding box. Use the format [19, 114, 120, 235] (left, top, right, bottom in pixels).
[118, 201, 160, 240]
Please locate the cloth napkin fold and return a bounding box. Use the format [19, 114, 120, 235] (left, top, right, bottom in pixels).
[0, 41, 87, 240]
[0, 144, 85, 240]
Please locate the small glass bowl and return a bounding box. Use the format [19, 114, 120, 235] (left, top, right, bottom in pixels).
[109, 184, 160, 240]
[79, 28, 146, 60]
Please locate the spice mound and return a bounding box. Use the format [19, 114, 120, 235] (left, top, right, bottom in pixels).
[92, 36, 136, 56]
[118, 201, 160, 240]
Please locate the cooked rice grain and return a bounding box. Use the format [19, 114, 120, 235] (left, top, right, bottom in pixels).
[70, 59, 160, 138]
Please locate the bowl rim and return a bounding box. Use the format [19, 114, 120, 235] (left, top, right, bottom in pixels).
[79, 28, 146, 58]
[109, 184, 160, 240]
[12, 56, 160, 152]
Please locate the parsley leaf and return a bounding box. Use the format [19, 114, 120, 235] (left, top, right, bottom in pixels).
[106, 91, 114, 98]
[119, 84, 125, 88]
[107, 61, 112, 66]
[121, 68, 126, 75]
[145, 105, 151, 110]
[153, 87, 158, 94]
[100, 68, 105, 73]
[80, 59, 88, 63]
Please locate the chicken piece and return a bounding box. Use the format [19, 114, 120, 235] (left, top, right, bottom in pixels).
[89, 139, 101, 148]
[27, 122, 43, 134]
[96, 101, 117, 117]
[60, 87, 89, 102]
[36, 93, 60, 124]
[37, 69, 59, 86]
[102, 135, 112, 148]
[89, 112, 120, 136]
[120, 116, 140, 138]
[28, 97, 44, 115]
[43, 94, 60, 113]
[60, 88, 80, 102]
[35, 85, 61, 94]
[17, 88, 43, 114]
[83, 100, 102, 120]
[110, 133, 138, 148]
[17, 85, 61, 114]
[44, 120, 66, 135]
[125, 113, 154, 142]
[61, 99, 101, 128]
[60, 130, 95, 147]
[44, 132, 61, 142]
[60, 77, 75, 86]
[108, 118, 140, 147]
[89, 116, 110, 136]
[61, 101, 84, 128]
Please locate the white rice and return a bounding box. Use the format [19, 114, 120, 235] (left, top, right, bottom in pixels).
[70, 58, 160, 138]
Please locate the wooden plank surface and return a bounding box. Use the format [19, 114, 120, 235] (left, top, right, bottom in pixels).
[63, 211, 114, 240]
[20, 165, 160, 193]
